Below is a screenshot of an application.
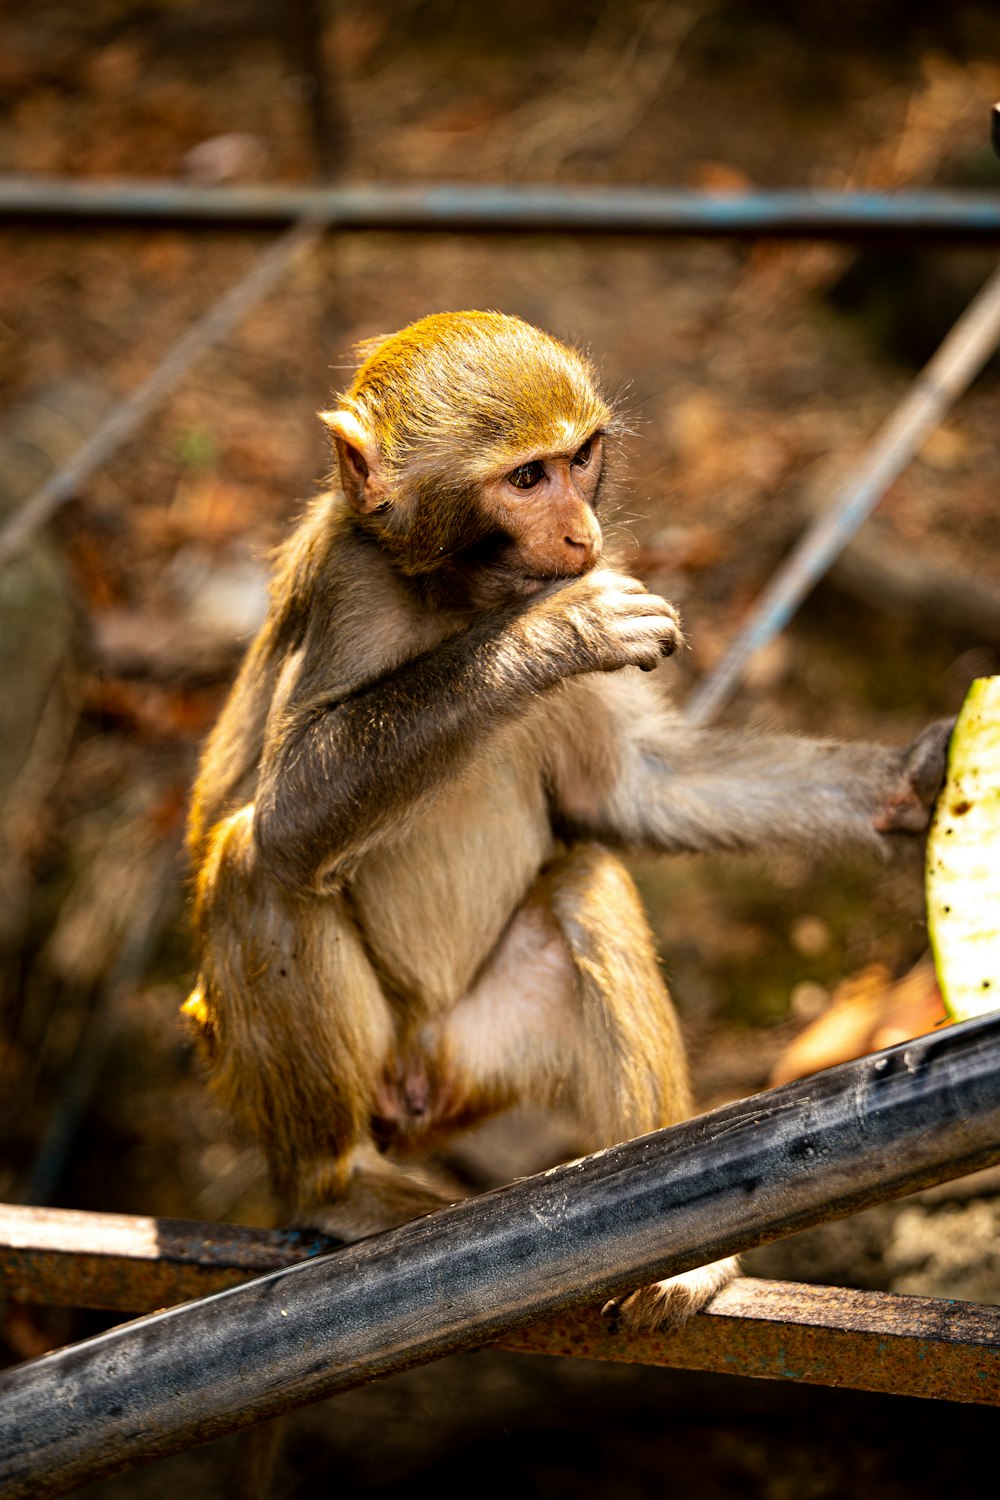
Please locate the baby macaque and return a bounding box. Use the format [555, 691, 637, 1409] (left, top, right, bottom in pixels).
[186, 311, 948, 1329]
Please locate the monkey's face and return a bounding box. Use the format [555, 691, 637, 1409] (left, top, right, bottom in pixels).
[364, 430, 607, 612]
[469, 432, 605, 605]
[323, 310, 616, 610]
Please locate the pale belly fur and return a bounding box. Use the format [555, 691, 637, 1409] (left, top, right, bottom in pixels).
[349, 724, 552, 1014]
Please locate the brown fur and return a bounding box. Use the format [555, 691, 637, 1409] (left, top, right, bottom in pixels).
[187, 311, 948, 1330]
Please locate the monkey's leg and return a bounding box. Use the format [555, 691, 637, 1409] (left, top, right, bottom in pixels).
[549, 845, 740, 1333]
[429, 843, 738, 1331]
[188, 806, 455, 1242]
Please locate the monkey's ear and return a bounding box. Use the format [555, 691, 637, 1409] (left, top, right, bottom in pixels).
[320, 409, 388, 514]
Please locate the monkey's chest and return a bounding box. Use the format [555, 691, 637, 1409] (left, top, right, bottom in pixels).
[349, 743, 552, 1012]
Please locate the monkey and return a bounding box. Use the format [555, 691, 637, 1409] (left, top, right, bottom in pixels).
[185, 309, 950, 1332]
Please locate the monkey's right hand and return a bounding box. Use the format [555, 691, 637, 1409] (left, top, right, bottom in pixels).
[520, 568, 683, 682]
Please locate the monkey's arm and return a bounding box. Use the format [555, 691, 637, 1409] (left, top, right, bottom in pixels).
[253, 573, 680, 890]
[550, 673, 950, 857]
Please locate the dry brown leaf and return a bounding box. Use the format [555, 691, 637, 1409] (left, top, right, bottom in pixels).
[770, 956, 947, 1086]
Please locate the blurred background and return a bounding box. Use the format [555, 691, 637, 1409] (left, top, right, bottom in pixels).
[1, 2, 1000, 1494]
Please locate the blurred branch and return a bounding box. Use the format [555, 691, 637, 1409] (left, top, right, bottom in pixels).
[685, 259, 1000, 726]
[0, 219, 323, 571]
[21, 836, 183, 1208]
[0, 670, 82, 951]
[832, 521, 1000, 641]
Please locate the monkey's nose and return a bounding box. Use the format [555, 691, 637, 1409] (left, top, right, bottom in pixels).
[562, 532, 602, 571]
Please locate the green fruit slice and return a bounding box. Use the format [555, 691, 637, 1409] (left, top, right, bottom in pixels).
[926, 676, 1000, 1021]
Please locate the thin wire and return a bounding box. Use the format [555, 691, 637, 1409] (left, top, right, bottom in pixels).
[0, 217, 323, 570]
[685, 259, 1000, 727]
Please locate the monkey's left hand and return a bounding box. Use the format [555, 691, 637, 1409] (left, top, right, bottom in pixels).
[873, 718, 954, 834]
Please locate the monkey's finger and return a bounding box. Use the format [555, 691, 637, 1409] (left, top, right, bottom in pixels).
[603, 584, 675, 610]
[614, 640, 665, 673]
[627, 643, 674, 673]
[611, 593, 681, 630]
[601, 1285, 683, 1333]
[875, 717, 956, 832]
[615, 1282, 693, 1334]
[611, 614, 683, 651]
[906, 717, 955, 805]
[601, 1296, 623, 1329]
[608, 598, 679, 626]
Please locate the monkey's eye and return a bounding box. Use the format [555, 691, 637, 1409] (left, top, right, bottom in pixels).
[571, 439, 594, 468]
[509, 461, 546, 490]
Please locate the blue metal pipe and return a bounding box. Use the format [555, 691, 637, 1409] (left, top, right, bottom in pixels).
[2, 176, 1000, 238]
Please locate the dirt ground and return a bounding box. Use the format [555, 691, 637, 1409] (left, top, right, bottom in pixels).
[2, 2, 1000, 1495]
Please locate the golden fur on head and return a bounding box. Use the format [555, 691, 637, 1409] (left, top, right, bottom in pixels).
[323, 311, 614, 482]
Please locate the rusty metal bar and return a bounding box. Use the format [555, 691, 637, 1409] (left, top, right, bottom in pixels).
[684, 257, 1000, 726]
[2, 176, 1000, 238]
[0, 1202, 336, 1310]
[3, 1012, 1000, 1497]
[507, 1281, 1000, 1407]
[0, 217, 322, 571]
[3, 1203, 999, 1408]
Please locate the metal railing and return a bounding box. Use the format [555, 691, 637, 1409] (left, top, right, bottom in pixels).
[3, 1014, 1000, 1497]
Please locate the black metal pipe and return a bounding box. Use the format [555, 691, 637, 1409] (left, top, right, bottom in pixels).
[3, 176, 1000, 238]
[3, 1012, 1000, 1498]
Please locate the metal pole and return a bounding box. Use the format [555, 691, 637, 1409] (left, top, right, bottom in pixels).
[684, 258, 1000, 727]
[2, 176, 1000, 237]
[2, 1011, 1000, 1498]
[2, 1204, 999, 1407]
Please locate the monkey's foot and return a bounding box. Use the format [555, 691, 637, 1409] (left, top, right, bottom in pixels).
[294, 1184, 447, 1243]
[292, 1146, 458, 1242]
[601, 1255, 739, 1334]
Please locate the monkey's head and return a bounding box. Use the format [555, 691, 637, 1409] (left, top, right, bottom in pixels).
[321, 311, 616, 608]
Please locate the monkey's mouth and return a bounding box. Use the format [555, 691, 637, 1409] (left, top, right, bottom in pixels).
[502, 569, 582, 600]
[456, 532, 595, 608]
[498, 562, 600, 604]
[459, 566, 553, 611]
[521, 560, 597, 588]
